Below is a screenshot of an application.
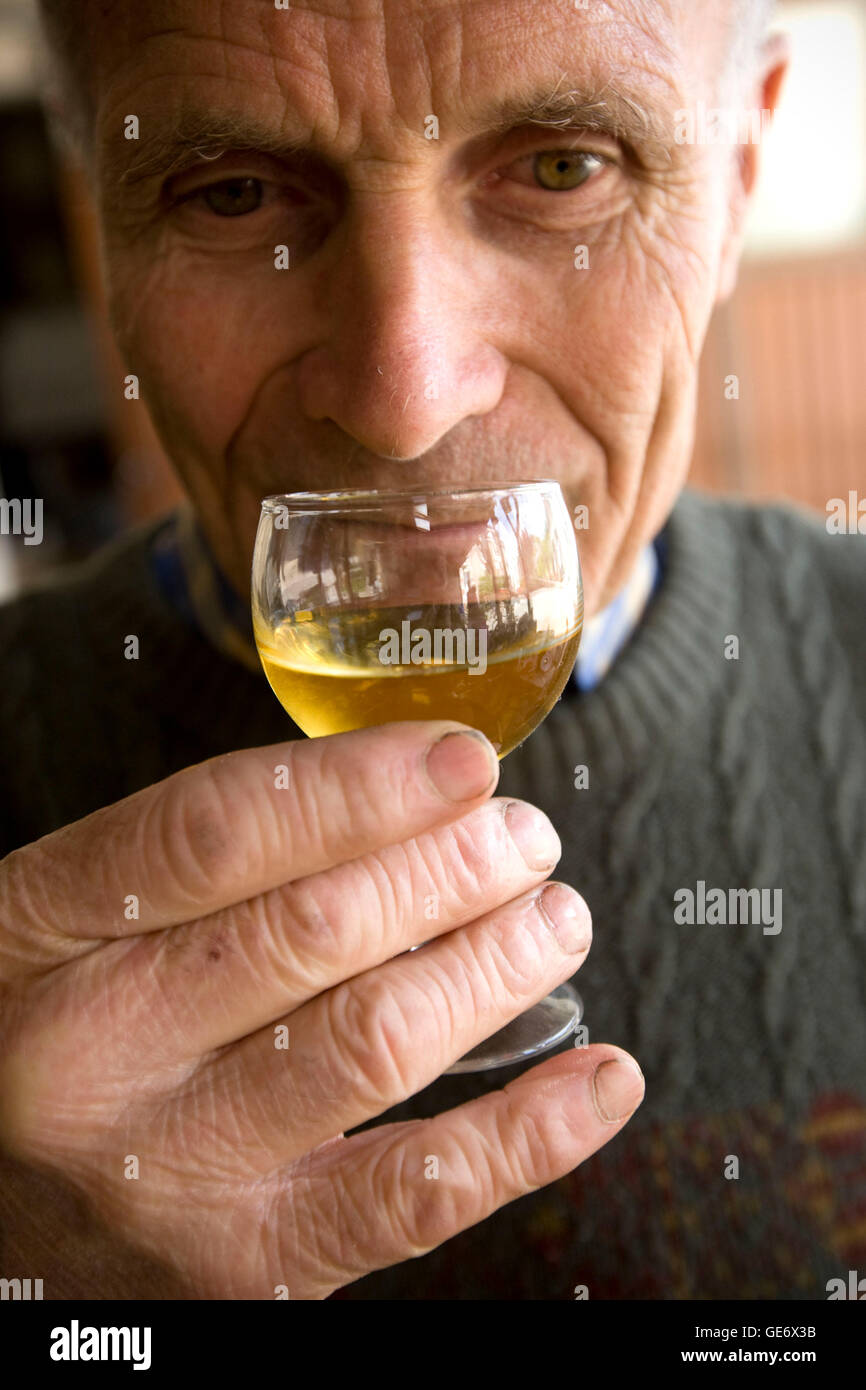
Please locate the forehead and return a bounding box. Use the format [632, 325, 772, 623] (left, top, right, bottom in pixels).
[92, 0, 725, 158]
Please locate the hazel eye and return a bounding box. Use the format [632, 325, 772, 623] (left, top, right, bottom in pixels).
[532, 150, 605, 191]
[201, 177, 264, 216]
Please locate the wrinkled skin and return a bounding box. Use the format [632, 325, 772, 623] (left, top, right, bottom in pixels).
[0, 0, 786, 1298]
[3, 723, 635, 1297]
[91, 0, 786, 616]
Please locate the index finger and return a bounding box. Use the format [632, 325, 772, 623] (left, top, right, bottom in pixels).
[0, 722, 498, 957]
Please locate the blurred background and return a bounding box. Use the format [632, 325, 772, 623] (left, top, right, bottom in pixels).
[1, 0, 865, 600]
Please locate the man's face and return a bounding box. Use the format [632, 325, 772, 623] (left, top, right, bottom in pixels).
[92, 0, 755, 613]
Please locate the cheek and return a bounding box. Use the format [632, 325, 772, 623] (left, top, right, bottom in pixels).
[536, 212, 710, 461]
[632, 179, 727, 351]
[612, 207, 719, 373]
[557, 206, 720, 602]
[569, 201, 722, 485]
[105, 244, 295, 462]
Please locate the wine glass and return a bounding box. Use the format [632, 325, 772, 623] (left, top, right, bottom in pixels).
[251, 481, 584, 1073]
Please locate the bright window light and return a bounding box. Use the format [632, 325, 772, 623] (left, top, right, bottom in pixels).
[745, 1, 866, 255]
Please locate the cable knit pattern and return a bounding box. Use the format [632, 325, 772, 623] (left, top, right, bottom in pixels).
[764, 508, 866, 931]
[0, 488, 864, 1300]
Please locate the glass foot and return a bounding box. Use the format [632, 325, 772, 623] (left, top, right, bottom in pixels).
[444, 984, 583, 1074]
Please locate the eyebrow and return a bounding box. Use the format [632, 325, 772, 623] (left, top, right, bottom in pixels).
[466, 78, 671, 156]
[114, 112, 311, 188]
[113, 76, 672, 190]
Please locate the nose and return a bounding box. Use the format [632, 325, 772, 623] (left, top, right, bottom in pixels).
[294, 191, 508, 460]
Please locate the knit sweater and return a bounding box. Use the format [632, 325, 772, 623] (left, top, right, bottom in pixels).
[1, 488, 864, 1300]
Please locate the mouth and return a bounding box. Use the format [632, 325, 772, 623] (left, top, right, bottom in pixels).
[260, 478, 560, 507]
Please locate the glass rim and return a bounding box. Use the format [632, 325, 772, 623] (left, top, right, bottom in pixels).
[260, 479, 563, 513]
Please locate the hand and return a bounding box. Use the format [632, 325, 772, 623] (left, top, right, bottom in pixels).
[0, 721, 643, 1299]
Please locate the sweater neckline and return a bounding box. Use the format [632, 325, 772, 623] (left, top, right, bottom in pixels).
[75, 487, 735, 765]
[522, 488, 734, 775]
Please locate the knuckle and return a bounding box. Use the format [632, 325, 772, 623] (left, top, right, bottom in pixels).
[491, 1089, 558, 1192]
[302, 734, 401, 854]
[266, 879, 344, 967]
[474, 905, 549, 998]
[367, 1128, 477, 1255]
[148, 763, 246, 899]
[271, 849, 401, 975]
[325, 973, 423, 1106]
[409, 948, 483, 1044]
[340, 850, 404, 948]
[436, 811, 501, 901]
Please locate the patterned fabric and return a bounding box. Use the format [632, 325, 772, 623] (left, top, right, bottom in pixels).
[149, 503, 664, 692]
[0, 489, 863, 1299]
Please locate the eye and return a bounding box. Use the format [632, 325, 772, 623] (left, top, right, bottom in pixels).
[199, 177, 264, 217]
[531, 149, 606, 192]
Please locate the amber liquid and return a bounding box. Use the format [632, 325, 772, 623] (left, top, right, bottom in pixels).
[255, 603, 582, 756]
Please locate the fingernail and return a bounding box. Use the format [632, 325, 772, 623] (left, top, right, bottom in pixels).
[424, 729, 498, 802]
[537, 882, 590, 952]
[591, 1058, 645, 1123]
[504, 800, 561, 871]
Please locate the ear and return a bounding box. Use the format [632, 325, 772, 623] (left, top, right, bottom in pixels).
[715, 29, 791, 304]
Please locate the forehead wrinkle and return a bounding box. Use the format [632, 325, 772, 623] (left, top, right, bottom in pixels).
[98, 6, 376, 178]
[448, 2, 685, 144]
[98, 34, 342, 186]
[104, 26, 337, 103]
[100, 0, 695, 188]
